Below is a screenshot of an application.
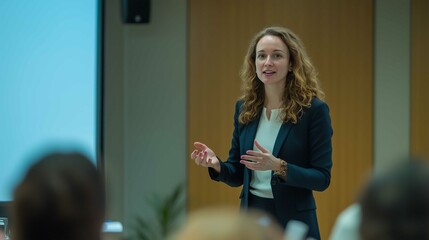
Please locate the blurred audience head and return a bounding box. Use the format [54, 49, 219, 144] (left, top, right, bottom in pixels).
[171, 207, 283, 240]
[11, 152, 105, 240]
[359, 157, 429, 240]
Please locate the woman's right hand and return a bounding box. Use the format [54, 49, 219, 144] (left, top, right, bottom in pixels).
[191, 142, 221, 173]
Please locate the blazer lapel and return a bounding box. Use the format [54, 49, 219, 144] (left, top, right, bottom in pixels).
[241, 113, 293, 157]
[272, 122, 293, 157]
[241, 112, 261, 182]
[242, 116, 261, 153]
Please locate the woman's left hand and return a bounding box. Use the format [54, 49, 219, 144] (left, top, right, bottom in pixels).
[240, 140, 281, 171]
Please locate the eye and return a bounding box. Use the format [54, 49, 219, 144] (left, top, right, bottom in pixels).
[256, 54, 266, 60]
[274, 54, 283, 59]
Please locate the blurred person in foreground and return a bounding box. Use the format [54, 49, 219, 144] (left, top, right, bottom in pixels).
[359, 158, 429, 240]
[11, 152, 105, 240]
[171, 207, 283, 240]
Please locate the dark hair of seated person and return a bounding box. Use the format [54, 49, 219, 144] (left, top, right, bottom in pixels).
[11, 152, 105, 240]
[359, 158, 429, 240]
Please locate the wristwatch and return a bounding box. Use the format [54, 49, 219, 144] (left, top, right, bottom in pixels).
[274, 158, 287, 177]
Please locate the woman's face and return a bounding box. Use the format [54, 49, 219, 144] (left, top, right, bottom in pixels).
[255, 35, 290, 87]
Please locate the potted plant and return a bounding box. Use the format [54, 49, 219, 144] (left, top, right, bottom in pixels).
[130, 184, 185, 240]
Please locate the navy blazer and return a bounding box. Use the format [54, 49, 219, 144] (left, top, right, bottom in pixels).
[209, 98, 333, 239]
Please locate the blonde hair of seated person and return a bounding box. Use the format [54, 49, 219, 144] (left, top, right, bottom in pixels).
[171, 207, 283, 240]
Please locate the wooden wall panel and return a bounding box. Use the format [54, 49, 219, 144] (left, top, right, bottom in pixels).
[188, 1, 373, 238]
[411, 0, 429, 160]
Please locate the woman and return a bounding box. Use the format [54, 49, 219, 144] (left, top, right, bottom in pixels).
[191, 26, 332, 239]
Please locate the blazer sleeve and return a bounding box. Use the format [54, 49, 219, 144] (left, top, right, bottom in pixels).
[208, 101, 245, 187]
[281, 101, 333, 191]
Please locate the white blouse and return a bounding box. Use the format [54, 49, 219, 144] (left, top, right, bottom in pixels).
[249, 107, 283, 199]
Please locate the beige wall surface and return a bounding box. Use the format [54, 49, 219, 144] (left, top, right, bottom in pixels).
[411, 0, 429, 160]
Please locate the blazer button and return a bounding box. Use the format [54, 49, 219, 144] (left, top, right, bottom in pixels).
[271, 179, 277, 185]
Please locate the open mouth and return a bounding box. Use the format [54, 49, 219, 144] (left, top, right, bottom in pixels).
[263, 70, 276, 76]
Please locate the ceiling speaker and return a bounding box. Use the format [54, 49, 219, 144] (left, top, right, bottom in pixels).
[121, 0, 150, 24]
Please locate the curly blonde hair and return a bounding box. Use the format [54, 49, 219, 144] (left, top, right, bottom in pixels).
[239, 26, 324, 124]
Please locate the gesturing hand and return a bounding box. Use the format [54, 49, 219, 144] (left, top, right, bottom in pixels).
[191, 142, 221, 173]
[240, 140, 281, 171]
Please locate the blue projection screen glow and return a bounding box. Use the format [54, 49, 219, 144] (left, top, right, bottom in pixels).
[0, 1, 99, 201]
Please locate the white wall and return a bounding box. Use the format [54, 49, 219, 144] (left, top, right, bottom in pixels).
[104, 0, 125, 223]
[374, 0, 411, 173]
[104, 0, 187, 233]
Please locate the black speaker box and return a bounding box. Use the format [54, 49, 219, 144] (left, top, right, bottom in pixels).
[121, 0, 150, 24]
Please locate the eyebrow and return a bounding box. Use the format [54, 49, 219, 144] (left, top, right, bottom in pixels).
[256, 49, 287, 54]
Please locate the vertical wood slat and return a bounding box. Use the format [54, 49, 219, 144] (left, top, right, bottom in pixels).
[411, 0, 429, 160]
[187, 1, 373, 238]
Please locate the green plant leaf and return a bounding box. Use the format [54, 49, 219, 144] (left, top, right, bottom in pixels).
[131, 184, 185, 240]
[133, 216, 158, 240]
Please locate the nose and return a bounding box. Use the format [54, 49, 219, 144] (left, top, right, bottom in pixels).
[264, 56, 273, 66]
